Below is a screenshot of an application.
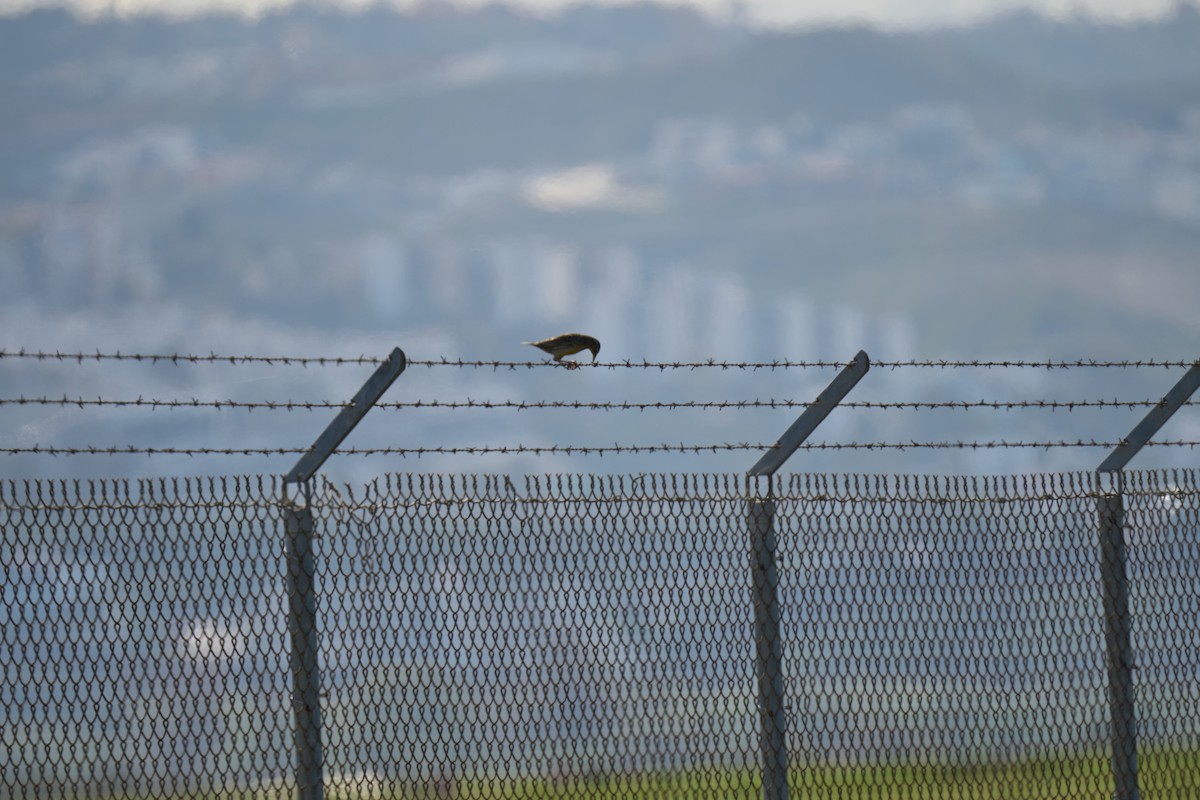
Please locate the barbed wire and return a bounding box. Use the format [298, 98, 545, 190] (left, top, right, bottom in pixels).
[0, 349, 383, 367]
[876, 359, 1199, 370]
[3, 350, 1197, 370]
[3, 395, 1197, 412]
[1, 443, 761, 457]
[4, 440, 1199, 457]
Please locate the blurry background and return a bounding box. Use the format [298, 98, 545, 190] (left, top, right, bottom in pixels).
[7, 6, 1200, 795]
[2, 0, 1200, 480]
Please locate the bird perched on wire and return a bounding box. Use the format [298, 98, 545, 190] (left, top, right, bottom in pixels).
[524, 333, 601, 368]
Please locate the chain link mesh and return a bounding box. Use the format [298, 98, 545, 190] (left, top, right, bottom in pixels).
[2, 470, 1198, 798]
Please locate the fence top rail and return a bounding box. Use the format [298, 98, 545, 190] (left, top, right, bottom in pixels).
[3, 469, 1197, 510]
[3, 349, 1198, 370]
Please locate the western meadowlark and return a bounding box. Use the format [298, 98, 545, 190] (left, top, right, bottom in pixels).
[524, 333, 601, 368]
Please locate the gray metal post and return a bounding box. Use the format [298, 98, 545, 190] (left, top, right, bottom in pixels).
[1093, 360, 1199, 800]
[286, 496, 324, 800]
[749, 490, 788, 800]
[746, 351, 870, 800]
[281, 346, 409, 800]
[1096, 493, 1138, 800]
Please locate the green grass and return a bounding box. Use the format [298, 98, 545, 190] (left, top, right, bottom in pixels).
[487, 749, 1194, 800]
[69, 747, 1200, 800]
[166, 746, 1196, 800]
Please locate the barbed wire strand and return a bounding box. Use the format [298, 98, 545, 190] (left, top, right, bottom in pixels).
[2, 350, 1197, 370]
[3, 396, 1197, 412]
[4, 440, 1199, 457]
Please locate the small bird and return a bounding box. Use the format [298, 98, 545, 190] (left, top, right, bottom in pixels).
[524, 333, 601, 368]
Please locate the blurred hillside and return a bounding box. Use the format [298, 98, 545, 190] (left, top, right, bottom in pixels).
[2, 2, 1199, 479]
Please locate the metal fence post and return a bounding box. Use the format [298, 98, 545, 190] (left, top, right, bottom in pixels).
[746, 350, 870, 800]
[1093, 360, 1200, 800]
[748, 487, 787, 800]
[286, 491, 324, 800]
[1096, 492, 1137, 800]
[281, 346, 408, 800]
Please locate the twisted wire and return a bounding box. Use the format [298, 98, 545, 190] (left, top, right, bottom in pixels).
[874, 359, 1199, 370]
[0, 349, 382, 366]
[3, 350, 1196, 370]
[3, 396, 1195, 412]
[5, 440, 1198, 457]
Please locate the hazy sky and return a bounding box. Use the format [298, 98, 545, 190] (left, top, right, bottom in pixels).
[0, 0, 1184, 29]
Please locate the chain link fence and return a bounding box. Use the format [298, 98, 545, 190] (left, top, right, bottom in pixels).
[3, 470, 1199, 798]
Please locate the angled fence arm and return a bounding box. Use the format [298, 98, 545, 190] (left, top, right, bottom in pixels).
[746, 350, 871, 800]
[285, 347, 408, 484]
[1094, 359, 1200, 800]
[748, 351, 870, 477]
[1097, 362, 1200, 473]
